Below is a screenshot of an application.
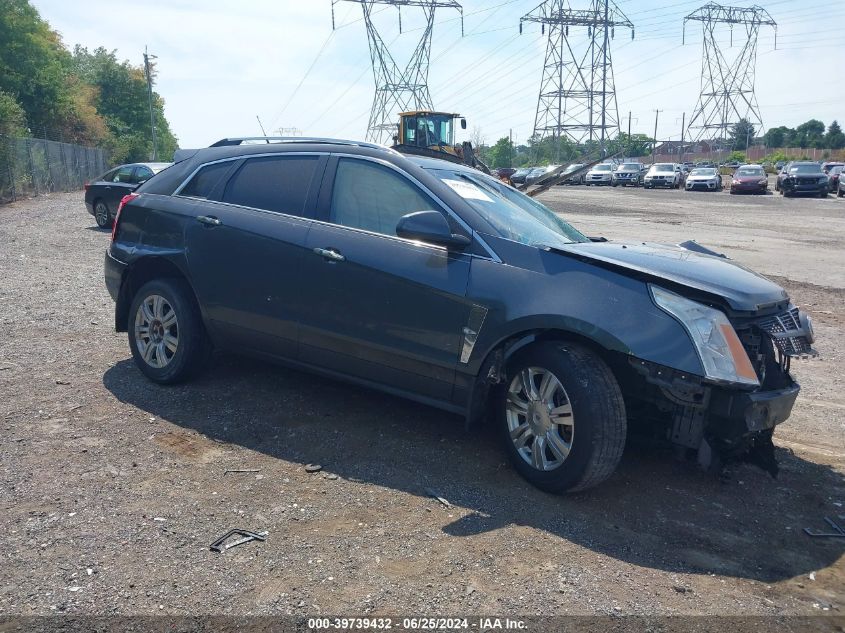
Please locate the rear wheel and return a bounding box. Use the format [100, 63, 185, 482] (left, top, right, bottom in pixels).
[496, 342, 626, 493]
[94, 200, 111, 228]
[128, 278, 210, 384]
[838, 187, 844, 198]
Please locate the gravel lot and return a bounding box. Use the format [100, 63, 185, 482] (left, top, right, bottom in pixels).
[1, 185, 844, 620]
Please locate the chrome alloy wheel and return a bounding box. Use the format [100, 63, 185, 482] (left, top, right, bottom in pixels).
[95, 201, 109, 227]
[134, 294, 179, 368]
[505, 367, 574, 471]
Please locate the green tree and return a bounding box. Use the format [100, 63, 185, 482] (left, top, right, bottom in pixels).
[0, 90, 26, 136]
[610, 132, 652, 157]
[763, 126, 791, 148]
[72, 46, 178, 162]
[825, 120, 845, 150]
[793, 119, 825, 148]
[0, 0, 105, 142]
[488, 136, 514, 168]
[729, 118, 755, 150]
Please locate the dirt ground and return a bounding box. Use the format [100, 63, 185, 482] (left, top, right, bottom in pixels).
[0, 184, 844, 622]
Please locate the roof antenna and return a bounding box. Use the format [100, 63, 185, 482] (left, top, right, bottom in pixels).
[256, 115, 270, 143]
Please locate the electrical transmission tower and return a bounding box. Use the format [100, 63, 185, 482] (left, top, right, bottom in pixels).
[332, 1, 463, 144]
[520, 0, 633, 150]
[684, 3, 776, 146]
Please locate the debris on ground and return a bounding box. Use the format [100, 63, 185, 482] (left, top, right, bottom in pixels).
[224, 468, 260, 474]
[425, 487, 452, 508]
[304, 464, 323, 473]
[804, 517, 845, 538]
[209, 529, 268, 553]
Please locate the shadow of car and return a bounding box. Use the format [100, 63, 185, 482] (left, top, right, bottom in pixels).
[103, 353, 845, 583]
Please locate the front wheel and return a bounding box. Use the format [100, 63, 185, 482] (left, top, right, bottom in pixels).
[496, 343, 627, 493]
[128, 278, 211, 384]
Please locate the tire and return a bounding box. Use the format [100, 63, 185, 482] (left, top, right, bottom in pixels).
[496, 342, 627, 493]
[838, 188, 844, 198]
[94, 200, 111, 228]
[819, 191, 828, 198]
[127, 278, 210, 384]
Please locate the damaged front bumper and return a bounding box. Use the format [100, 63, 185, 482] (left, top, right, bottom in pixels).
[630, 297, 813, 477]
[708, 380, 800, 437]
[631, 356, 801, 475]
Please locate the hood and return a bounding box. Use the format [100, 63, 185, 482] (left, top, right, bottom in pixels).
[733, 175, 765, 182]
[688, 173, 718, 180]
[552, 241, 788, 311]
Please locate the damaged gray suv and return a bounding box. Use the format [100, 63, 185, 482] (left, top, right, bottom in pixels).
[105, 138, 815, 492]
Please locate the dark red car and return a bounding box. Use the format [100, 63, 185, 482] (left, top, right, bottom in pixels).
[730, 164, 768, 194]
[828, 165, 843, 193]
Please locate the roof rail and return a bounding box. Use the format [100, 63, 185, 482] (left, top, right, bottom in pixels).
[208, 137, 391, 151]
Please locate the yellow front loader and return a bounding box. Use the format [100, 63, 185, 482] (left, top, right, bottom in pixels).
[392, 111, 490, 174]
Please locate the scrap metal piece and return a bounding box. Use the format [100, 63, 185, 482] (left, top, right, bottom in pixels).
[209, 529, 268, 553]
[425, 487, 452, 508]
[804, 517, 845, 538]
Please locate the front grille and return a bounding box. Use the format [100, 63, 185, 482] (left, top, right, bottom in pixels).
[756, 308, 813, 356]
[797, 177, 817, 186]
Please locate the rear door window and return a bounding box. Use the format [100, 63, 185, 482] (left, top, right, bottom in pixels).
[113, 166, 134, 183]
[134, 166, 154, 184]
[222, 155, 320, 216]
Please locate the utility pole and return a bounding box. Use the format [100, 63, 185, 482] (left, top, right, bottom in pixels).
[143, 47, 158, 161]
[520, 0, 634, 149]
[332, 0, 463, 144]
[509, 128, 513, 168]
[652, 109, 663, 164]
[678, 112, 686, 163]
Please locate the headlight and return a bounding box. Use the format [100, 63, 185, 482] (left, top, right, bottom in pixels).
[820, 177, 829, 184]
[650, 286, 759, 387]
[759, 179, 768, 185]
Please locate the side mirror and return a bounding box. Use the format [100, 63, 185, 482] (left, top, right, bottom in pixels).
[460, 118, 467, 130]
[396, 210, 470, 249]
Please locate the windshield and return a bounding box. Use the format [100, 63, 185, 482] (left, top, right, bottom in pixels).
[592, 164, 613, 172]
[652, 164, 674, 173]
[690, 168, 716, 176]
[429, 168, 588, 248]
[735, 167, 763, 177]
[788, 164, 820, 174]
[403, 113, 455, 147]
[564, 164, 583, 173]
[618, 163, 641, 170]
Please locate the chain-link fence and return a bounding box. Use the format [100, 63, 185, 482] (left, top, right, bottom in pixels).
[0, 135, 109, 204]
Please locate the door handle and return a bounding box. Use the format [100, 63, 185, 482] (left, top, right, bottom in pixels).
[313, 247, 345, 262]
[196, 215, 222, 227]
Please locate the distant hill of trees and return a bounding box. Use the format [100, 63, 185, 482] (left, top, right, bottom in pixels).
[0, 0, 178, 162]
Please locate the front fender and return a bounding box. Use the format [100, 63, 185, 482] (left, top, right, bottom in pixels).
[463, 245, 704, 379]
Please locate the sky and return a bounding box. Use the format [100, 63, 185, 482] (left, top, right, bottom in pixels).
[31, 0, 844, 150]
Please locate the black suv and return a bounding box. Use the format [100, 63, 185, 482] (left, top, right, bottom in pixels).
[105, 138, 815, 492]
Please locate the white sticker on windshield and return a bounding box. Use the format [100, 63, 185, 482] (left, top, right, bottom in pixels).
[442, 179, 493, 202]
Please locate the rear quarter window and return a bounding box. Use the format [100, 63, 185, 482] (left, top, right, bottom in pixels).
[222, 156, 320, 216]
[178, 161, 235, 199]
